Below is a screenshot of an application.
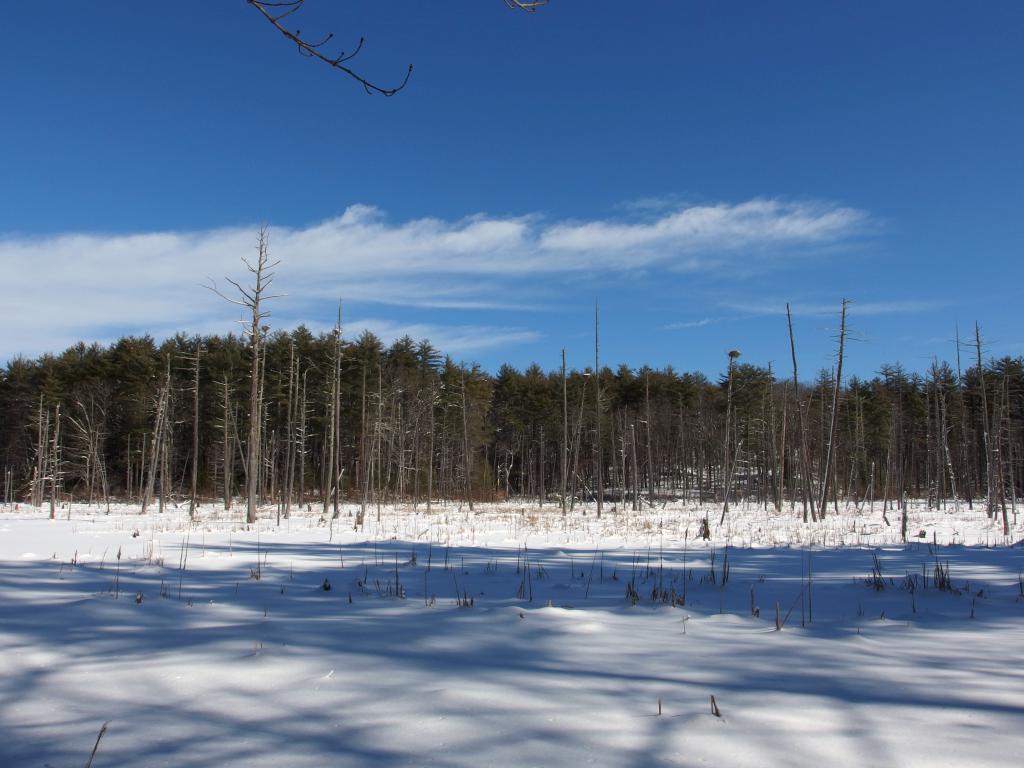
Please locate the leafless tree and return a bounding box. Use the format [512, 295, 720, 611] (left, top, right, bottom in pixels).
[594, 303, 603, 518]
[818, 299, 848, 517]
[140, 357, 171, 516]
[207, 228, 282, 523]
[719, 349, 740, 525]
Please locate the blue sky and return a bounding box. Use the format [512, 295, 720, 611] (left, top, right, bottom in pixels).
[2, 1, 1022, 378]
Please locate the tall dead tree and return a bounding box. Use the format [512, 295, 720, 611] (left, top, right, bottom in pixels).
[932, 359, 960, 514]
[975, 323, 995, 520]
[283, 343, 297, 519]
[329, 304, 343, 519]
[141, 357, 171, 515]
[187, 343, 203, 520]
[49, 403, 62, 519]
[786, 304, 816, 522]
[461, 366, 474, 512]
[594, 303, 603, 518]
[561, 348, 568, 515]
[298, 367, 309, 509]
[645, 371, 655, 501]
[720, 349, 740, 525]
[208, 227, 281, 524]
[32, 395, 47, 508]
[217, 375, 234, 510]
[818, 300, 848, 518]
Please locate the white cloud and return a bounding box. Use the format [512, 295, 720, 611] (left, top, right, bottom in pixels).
[541, 199, 863, 257]
[0, 198, 866, 360]
[343, 319, 540, 355]
[663, 317, 719, 330]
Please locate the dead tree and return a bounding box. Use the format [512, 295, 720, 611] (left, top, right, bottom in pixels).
[786, 304, 815, 522]
[141, 357, 171, 516]
[720, 349, 741, 525]
[818, 299, 848, 516]
[186, 342, 203, 519]
[217, 375, 235, 511]
[954, 326, 974, 508]
[67, 393, 110, 510]
[932, 359, 960, 514]
[561, 348, 568, 515]
[594, 303, 603, 518]
[326, 304, 343, 519]
[283, 342, 297, 519]
[645, 371, 655, 501]
[461, 366, 474, 512]
[208, 227, 282, 524]
[49, 404, 62, 519]
[32, 395, 47, 508]
[975, 323, 997, 522]
[298, 367, 310, 509]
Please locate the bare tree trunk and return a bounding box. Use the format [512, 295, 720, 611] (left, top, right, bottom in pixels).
[975, 323, 996, 523]
[933, 360, 960, 514]
[332, 307, 343, 519]
[283, 343, 295, 519]
[955, 326, 974, 508]
[776, 379, 787, 512]
[461, 367, 474, 512]
[561, 349, 568, 515]
[299, 369, 309, 509]
[324, 310, 341, 519]
[787, 304, 816, 522]
[818, 299, 848, 516]
[158, 404, 170, 515]
[360, 361, 368, 522]
[189, 344, 202, 520]
[209, 228, 280, 525]
[538, 426, 545, 507]
[645, 372, 655, 502]
[720, 350, 740, 525]
[631, 421, 640, 511]
[141, 358, 170, 515]
[221, 378, 233, 511]
[34, 395, 47, 508]
[427, 383, 435, 515]
[49, 404, 61, 519]
[594, 303, 603, 518]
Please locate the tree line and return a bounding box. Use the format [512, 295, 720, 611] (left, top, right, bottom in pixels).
[1, 320, 1021, 534]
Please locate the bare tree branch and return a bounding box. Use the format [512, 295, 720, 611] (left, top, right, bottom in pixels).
[248, 0, 548, 94]
[247, 0, 412, 96]
[504, 0, 549, 10]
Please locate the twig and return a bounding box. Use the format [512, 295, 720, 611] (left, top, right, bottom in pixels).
[247, 0, 412, 95]
[84, 721, 110, 768]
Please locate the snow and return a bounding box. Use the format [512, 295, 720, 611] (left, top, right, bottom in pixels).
[1, 499, 1023, 767]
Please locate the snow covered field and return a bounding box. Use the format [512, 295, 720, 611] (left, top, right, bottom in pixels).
[2, 500, 1023, 767]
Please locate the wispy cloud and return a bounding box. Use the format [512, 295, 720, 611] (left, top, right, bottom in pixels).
[296, 318, 541, 355]
[663, 317, 719, 330]
[0, 198, 866, 360]
[541, 199, 863, 257]
[360, 321, 540, 355]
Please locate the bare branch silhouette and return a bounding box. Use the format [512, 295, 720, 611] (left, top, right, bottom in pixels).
[248, 0, 547, 94]
[503, 0, 549, 10]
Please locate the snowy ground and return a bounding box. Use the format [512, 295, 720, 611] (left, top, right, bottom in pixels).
[1, 499, 1023, 767]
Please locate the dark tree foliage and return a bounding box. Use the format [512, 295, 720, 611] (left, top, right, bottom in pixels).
[3, 331, 1022, 524]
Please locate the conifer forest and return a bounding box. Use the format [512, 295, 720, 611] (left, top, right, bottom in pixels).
[3, 314, 1022, 533]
